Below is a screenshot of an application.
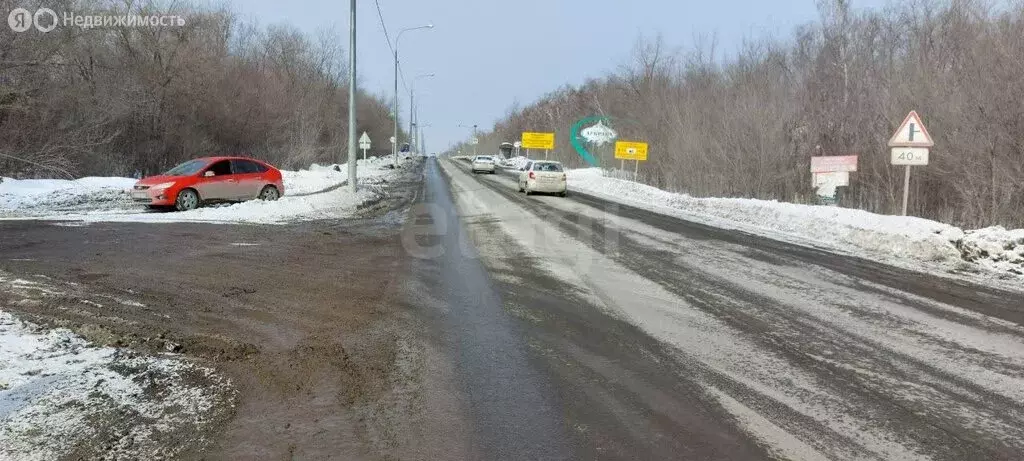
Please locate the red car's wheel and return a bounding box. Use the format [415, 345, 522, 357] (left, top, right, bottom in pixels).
[259, 185, 280, 201]
[175, 189, 200, 211]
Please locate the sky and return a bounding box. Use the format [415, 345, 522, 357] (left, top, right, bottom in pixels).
[234, 0, 889, 152]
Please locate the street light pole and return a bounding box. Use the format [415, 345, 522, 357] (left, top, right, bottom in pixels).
[458, 123, 477, 156]
[419, 122, 432, 156]
[346, 0, 357, 192]
[392, 24, 433, 168]
[409, 73, 434, 154]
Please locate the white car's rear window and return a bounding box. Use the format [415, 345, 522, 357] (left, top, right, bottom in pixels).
[474, 156, 493, 162]
[534, 162, 563, 172]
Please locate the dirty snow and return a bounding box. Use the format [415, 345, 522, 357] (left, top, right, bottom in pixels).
[0, 157, 406, 225]
[565, 167, 1023, 282]
[959, 226, 1024, 276]
[0, 277, 234, 460]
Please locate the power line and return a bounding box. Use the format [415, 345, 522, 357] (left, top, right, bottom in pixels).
[373, 0, 394, 55]
[372, 0, 410, 98]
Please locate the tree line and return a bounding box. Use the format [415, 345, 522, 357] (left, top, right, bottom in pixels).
[0, 0, 401, 178]
[471, 0, 1024, 228]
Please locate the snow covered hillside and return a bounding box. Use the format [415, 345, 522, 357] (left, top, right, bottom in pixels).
[0, 156, 405, 224]
[565, 167, 1024, 284]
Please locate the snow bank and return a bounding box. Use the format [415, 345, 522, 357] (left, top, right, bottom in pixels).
[567, 168, 1023, 280]
[62, 182, 386, 224]
[499, 155, 530, 169]
[960, 227, 1024, 276]
[0, 303, 234, 459]
[0, 157, 406, 224]
[0, 176, 137, 212]
[286, 156, 392, 195]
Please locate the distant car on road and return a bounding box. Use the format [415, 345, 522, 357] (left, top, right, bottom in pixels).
[471, 155, 496, 174]
[132, 156, 284, 211]
[518, 160, 567, 196]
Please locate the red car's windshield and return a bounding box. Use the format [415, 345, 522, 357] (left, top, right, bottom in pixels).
[163, 159, 209, 176]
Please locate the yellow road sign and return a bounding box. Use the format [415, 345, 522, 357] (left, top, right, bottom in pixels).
[521, 132, 555, 150]
[614, 141, 648, 160]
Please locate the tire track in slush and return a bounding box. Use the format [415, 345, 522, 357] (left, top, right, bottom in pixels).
[451, 159, 1024, 460]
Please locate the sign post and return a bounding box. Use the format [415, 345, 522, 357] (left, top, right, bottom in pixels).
[358, 132, 371, 161]
[810, 155, 858, 205]
[887, 111, 934, 216]
[513, 141, 521, 157]
[521, 132, 555, 159]
[614, 141, 648, 180]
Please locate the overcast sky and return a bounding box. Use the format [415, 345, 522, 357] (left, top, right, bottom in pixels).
[235, 0, 889, 152]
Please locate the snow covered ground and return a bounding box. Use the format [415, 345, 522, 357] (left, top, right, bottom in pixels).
[0, 176, 138, 214]
[0, 275, 234, 460]
[498, 156, 529, 169]
[0, 156, 406, 225]
[547, 166, 1024, 284]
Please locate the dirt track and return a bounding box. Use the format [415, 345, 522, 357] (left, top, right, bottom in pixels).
[0, 160, 476, 460]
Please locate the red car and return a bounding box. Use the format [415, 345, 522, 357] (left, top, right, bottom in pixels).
[131, 156, 285, 211]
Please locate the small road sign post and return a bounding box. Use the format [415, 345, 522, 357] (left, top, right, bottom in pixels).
[358, 132, 371, 161]
[887, 111, 934, 216]
[810, 155, 858, 205]
[513, 141, 521, 157]
[614, 141, 648, 180]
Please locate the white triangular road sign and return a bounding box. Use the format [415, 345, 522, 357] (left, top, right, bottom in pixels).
[359, 131, 371, 147]
[888, 111, 934, 147]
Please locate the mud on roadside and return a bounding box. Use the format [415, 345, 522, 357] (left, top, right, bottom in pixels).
[0, 158, 451, 460]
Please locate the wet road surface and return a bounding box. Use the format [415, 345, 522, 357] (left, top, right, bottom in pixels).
[437, 156, 1024, 460]
[402, 159, 574, 460]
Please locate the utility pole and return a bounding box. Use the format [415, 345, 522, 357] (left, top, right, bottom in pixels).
[408, 91, 415, 151]
[392, 25, 433, 168]
[346, 0, 357, 192]
[409, 73, 434, 155]
[392, 50, 399, 168]
[418, 122, 431, 155]
[473, 124, 478, 156]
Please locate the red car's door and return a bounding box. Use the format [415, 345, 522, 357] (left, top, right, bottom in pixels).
[194, 160, 236, 201]
[230, 159, 264, 199]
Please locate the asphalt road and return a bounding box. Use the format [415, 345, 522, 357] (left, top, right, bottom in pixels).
[2, 156, 1023, 460]
[436, 156, 1024, 460]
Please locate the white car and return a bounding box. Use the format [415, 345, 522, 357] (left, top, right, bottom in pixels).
[471, 155, 496, 174]
[518, 160, 567, 196]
